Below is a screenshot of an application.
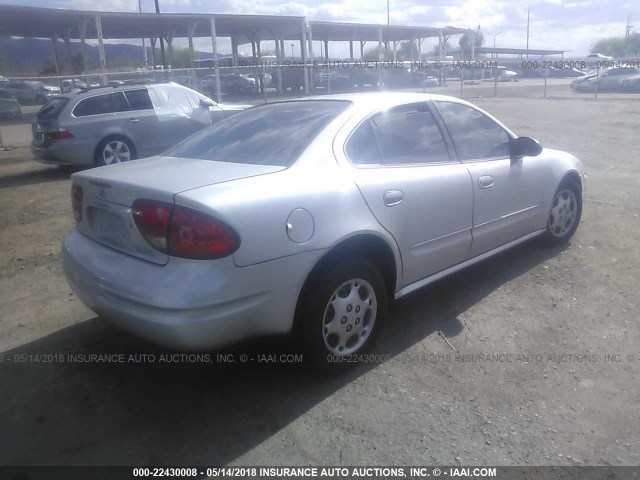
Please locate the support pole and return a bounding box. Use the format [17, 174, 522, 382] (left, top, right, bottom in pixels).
[301, 21, 309, 94]
[95, 15, 107, 85]
[209, 16, 222, 103]
[275, 36, 283, 94]
[378, 27, 383, 89]
[63, 30, 73, 75]
[51, 36, 61, 78]
[79, 19, 88, 74]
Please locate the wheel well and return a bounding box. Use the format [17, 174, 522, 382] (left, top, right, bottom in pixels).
[94, 135, 137, 162]
[300, 234, 397, 302]
[560, 171, 582, 191]
[293, 234, 398, 334]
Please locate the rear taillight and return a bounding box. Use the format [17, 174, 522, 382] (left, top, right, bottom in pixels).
[132, 200, 240, 259]
[132, 200, 171, 252]
[47, 128, 73, 140]
[71, 183, 83, 223]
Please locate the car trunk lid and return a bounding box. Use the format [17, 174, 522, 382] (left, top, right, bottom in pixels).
[71, 156, 285, 265]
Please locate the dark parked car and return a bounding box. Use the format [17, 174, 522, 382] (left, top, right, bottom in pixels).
[201, 73, 258, 95]
[0, 80, 47, 104]
[0, 89, 22, 119]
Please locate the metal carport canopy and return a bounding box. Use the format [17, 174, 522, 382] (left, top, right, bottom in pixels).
[305, 21, 469, 42]
[0, 4, 305, 44]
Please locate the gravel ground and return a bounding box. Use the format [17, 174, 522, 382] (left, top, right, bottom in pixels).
[0, 82, 639, 467]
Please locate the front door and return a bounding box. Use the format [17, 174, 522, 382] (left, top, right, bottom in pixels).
[433, 100, 546, 258]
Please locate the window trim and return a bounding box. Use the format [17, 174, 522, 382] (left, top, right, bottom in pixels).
[343, 101, 459, 168]
[71, 91, 133, 118]
[123, 88, 154, 111]
[432, 100, 515, 163]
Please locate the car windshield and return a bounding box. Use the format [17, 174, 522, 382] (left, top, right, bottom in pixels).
[165, 100, 351, 167]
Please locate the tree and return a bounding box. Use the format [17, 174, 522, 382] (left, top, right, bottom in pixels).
[431, 41, 452, 57]
[153, 46, 194, 68]
[591, 33, 640, 57]
[70, 52, 85, 74]
[459, 29, 484, 58]
[362, 45, 395, 61]
[397, 40, 419, 60]
[40, 57, 58, 75]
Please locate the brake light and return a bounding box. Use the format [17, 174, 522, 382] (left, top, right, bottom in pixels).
[132, 200, 171, 252]
[47, 128, 73, 140]
[71, 183, 83, 222]
[132, 200, 240, 259]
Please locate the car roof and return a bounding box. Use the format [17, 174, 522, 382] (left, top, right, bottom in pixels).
[67, 81, 179, 98]
[277, 91, 472, 113]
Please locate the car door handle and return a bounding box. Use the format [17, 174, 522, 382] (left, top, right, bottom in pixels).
[478, 175, 494, 189]
[128, 118, 139, 124]
[383, 190, 404, 207]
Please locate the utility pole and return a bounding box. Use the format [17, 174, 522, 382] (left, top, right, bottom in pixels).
[387, 0, 390, 26]
[139, 0, 148, 67]
[526, 8, 530, 59]
[625, 15, 633, 39]
[154, 0, 168, 78]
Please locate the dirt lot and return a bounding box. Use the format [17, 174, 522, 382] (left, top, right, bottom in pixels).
[0, 82, 639, 468]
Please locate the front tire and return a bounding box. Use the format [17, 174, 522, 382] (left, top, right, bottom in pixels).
[299, 256, 387, 370]
[95, 137, 136, 166]
[543, 180, 582, 245]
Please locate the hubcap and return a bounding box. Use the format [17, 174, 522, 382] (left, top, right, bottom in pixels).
[103, 141, 131, 164]
[548, 189, 578, 237]
[322, 278, 377, 355]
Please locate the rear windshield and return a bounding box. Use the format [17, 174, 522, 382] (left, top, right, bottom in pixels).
[165, 100, 351, 167]
[36, 97, 69, 119]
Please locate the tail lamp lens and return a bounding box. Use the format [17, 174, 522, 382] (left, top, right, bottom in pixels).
[132, 200, 240, 259]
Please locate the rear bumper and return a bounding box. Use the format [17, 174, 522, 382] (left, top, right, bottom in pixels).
[63, 229, 323, 350]
[31, 140, 95, 166]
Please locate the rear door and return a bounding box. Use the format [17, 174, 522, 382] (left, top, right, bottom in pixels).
[344, 102, 474, 287]
[118, 89, 160, 158]
[433, 100, 546, 258]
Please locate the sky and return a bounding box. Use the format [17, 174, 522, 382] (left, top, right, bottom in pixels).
[0, 0, 638, 57]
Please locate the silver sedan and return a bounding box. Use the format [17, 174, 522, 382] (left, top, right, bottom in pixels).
[63, 92, 586, 368]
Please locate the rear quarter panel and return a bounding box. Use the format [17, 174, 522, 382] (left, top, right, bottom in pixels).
[173, 157, 398, 269]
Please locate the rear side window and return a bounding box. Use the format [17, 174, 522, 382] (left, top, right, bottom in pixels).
[346, 103, 450, 165]
[435, 101, 511, 160]
[165, 100, 351, 167]
[345, 121, 381, 165]
[124, 89, 153, 110]
[73, 93, 131, 117]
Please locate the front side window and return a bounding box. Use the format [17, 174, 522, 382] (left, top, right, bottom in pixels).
[124, 89, 153, 110]
[435, 101, 511, 160]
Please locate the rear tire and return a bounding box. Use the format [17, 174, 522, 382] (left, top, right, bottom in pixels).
[95, 137, 136, 166]
[542, 180, 582, 245]
[298, 256, 387, 371]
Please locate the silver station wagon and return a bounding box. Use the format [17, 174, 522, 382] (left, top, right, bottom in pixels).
[63, 93, 586, 368]
[31, 82, 248, 166]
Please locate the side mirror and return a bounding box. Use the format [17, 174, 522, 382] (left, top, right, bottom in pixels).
[199, 98, 216, 108]
[511, 136, 542, 158]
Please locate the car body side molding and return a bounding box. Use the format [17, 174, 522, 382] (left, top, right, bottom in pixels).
[395, 229, 546, 300]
